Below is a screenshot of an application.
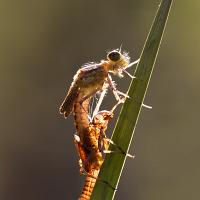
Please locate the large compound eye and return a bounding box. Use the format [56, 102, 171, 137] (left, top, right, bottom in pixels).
[107, 51, 121, 62]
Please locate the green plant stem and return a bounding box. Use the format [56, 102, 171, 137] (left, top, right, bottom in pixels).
[91, 0, 173, 199]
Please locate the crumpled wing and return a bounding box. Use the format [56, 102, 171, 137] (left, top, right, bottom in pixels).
[59, 83, 79, 118]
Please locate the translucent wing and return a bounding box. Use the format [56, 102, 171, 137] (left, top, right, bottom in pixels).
[59, 82, 79, 118]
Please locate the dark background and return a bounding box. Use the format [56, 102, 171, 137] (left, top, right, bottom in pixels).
[1, 0, 199, 199]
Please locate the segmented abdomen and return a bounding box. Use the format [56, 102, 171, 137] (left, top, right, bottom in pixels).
[73, 95, 91, 142]
[79, 170, 99, 200]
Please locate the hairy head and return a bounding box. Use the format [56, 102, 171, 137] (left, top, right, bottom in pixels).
[106, 49, 130, 76]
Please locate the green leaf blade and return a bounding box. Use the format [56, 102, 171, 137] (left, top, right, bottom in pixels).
[91, 0, 173, 199]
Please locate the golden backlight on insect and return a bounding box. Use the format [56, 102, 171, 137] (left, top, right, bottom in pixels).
[73, 93, 115, 200]
[59, 49, 138, 118]
[59, 48, 138, 200]
[106, 50, 130, 76]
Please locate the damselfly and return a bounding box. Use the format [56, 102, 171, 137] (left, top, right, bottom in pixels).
[59, 49, 139, 118]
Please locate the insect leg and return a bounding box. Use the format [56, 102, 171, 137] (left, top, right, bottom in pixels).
[102, 137, 134, 159]
[108, 74, 152, 110]
[122, 68, 136, 79]
[119, 58, 140, 79]
[124, 58, 140, 69]
[92, 83, 109, 118]
[107, 74, 130, 103]
[74, 134, 89, 172]
[79, 88, 101, 105]
[110, 100, 124, 112]
[142, 103, 152, 109]
[98, 128, 134, 159]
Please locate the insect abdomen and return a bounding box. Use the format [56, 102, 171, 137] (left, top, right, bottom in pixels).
[79, 170, 99, 200]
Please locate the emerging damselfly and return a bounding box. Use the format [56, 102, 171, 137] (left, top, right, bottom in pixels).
[73, 89, 134, 200]
[59, 49, 139, 118]
[59, 48, 138, 199]
[73, 93, 115, 200]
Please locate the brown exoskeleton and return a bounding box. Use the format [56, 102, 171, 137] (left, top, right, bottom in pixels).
[73, 90, 133, 200]
[73, 94, 115, 200]
[59, 49, 138, 199]
[59, 49, 139, 118]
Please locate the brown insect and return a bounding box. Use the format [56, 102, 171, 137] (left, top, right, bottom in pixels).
[73, 85, 135, 200]
[59, 49, 138, 199]
[59, 49, 139, 118]
[73, 94, 114, 200]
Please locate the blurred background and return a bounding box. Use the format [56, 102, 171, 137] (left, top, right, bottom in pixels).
[1, 0, 199, 199]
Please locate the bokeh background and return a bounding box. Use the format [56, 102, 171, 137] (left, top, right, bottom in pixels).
[1, 0, 199, 199]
